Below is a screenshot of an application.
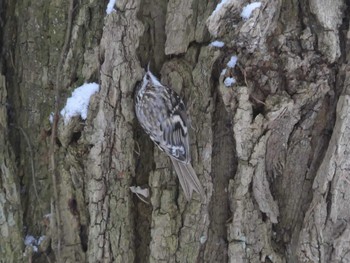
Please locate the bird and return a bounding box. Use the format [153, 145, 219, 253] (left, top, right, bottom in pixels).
[135, 66, 206, 202]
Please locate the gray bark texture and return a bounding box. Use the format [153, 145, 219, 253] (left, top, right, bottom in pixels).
[0, 0, 349, 262]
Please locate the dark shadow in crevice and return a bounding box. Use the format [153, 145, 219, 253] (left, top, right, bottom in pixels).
[136, 0, 168, 73]
[132, 120, 154, 263]
[202, 91, 237, 263]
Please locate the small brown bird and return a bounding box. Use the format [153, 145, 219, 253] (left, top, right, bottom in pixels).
[135, 67, 206, 202]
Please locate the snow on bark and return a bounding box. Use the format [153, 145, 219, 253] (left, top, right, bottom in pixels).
[60, 83, 99, 124]
[206, 0, 237, 38]
[85, 1, 144, 262]
[241, 2, 262, 20]
[1, 0, 350, 262]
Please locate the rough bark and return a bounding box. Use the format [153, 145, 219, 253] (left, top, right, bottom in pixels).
[1, 0, 350, 262]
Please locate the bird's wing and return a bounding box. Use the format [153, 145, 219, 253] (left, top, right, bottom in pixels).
[159, 104, 191, 163]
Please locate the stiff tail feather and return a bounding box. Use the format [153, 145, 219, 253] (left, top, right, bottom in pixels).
[170, 158, 206, 202]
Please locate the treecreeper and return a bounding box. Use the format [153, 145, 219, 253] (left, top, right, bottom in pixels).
[135, 67, 206, 202]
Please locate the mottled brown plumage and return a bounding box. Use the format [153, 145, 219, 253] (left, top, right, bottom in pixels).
[135, 68, 205, 202]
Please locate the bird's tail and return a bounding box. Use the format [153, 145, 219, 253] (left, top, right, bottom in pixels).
[170, 158, 206, 202]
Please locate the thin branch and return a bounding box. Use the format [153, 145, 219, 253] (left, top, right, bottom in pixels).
[16, 126, 44, 212]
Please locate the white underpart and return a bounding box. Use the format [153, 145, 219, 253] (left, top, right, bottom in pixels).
[147, 70, 163, 87]
[139, 74, 150, 97]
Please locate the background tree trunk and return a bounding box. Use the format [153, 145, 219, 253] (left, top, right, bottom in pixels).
[0, 0, 349, 262]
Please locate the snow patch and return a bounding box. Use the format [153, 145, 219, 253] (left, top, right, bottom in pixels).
[60, 83, 99, 124]
[49, 112, 54, 124]
[24, 235, 39, 252]
[210, 41, 225, 48]
[221, 56, 238, 86]
[200, 236, 207, 244]
[44, 213, 51, 219]
[224, 77, 236, 87]
[38, 236, 46, 245]
[227, 56, 238, 68]
[241, 2, 262, 20]
[106, 0, 116, 14]
[24, 235, 36, 246]
[212, 0, 229, 14]
[207, 0, 236, 37]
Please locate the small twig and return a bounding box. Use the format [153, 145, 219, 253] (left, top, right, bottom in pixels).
[9, 50, 16, 71]
[16, 126, 44, 212]
[133, 141, 140, 156]
[250, 94, 266, 105]
[130, 186, 150, 204]
[240, 66, 248, 87]
[135, 192, 150, 204]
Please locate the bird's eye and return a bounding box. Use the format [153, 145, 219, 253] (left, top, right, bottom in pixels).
[146, 74, 151, 81]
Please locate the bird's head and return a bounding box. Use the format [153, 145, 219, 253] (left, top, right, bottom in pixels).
[141, 67, 162, 88]
[135, 65, 164, 100]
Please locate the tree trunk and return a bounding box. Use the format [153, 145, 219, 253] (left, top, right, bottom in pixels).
[1, 0, 349, 262]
